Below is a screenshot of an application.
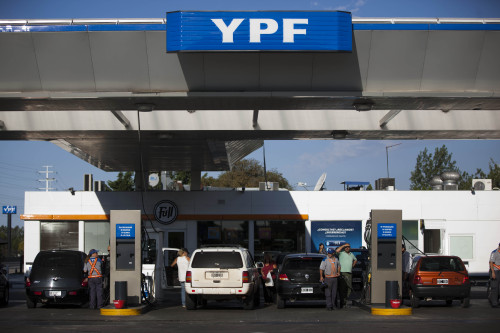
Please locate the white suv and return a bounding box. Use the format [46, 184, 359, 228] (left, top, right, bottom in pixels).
[185, 245, 261, 310]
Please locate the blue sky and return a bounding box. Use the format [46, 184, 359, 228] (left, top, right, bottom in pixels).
[1, 0, 500, 227]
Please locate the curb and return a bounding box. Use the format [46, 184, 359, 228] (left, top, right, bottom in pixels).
[100, 303, 151, 316]
[371, 306, 412, 316]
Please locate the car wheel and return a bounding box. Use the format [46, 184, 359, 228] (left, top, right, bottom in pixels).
[410, 291, 419, 308]
[26, 296, 37, 309]
[243, 292, 255, 310]
[0, 286, 8, 307]
[445, 299, 453, 306]
[277, 294, 285, 309]
[185, 293, 197, 310]
[461, 297, 470, 308]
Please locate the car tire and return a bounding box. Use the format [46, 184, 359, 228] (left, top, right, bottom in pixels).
[0, 286, 8, 307]
[461, 297, 470, 308]
[277, 294, 285, 309]
[185, 293, 197, 310]
[410, 291, 419, 308]
[26, 296, 37, 309]
[445, 299, 453, 306]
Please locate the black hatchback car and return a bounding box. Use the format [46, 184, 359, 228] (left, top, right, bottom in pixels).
[275, 253, 326, 309]
[26, 250, 88, 308]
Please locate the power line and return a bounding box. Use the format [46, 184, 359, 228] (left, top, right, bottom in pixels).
[0, 161, 39, 172]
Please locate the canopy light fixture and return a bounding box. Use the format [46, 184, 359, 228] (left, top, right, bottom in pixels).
[353, 100, 374, 112]
[136, 103, 155, 112]
[331, 130, 349, 139]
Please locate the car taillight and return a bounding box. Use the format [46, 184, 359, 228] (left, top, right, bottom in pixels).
[69, 291, 77, 296]
[25, 278, 31, 288]
[186, 271, 192, 283]
[81, 279, 88, 287]
[242, 271, 249, 283]
[279, 273, 289, 281]
[34, 291, 42, 295]
[462, 275, 469, 284]
[413, 275, 422, 285]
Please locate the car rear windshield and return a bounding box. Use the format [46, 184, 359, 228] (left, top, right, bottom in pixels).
[419, 257, 465, 272]
[283, 258, 323, 271]
[34, 253, 83, 269]
[191, 251, 243, 269]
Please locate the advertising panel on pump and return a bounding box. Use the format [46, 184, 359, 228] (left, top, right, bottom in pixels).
[167, 11, 353, 52]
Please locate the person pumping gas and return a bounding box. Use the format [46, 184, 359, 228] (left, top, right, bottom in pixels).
[84, 249, 103, 309]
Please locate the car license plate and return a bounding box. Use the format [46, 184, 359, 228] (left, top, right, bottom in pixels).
[49, 290, 62, 297]
[206, 271, 228, 279]
[301, 287, 313, 294]
[437, 279, 448, 285]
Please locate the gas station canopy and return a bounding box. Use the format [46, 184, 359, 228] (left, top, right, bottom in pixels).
[0, 16, 499, 172]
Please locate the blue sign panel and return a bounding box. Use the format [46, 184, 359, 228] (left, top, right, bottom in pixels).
[310, 221, 362, 253]
[2, 206, 17, 214]
[377, 223, 397, 239]
[167, 11, 352, 52]
[116, 224, 135, 239]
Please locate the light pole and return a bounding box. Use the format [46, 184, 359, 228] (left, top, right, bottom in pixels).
[385, 143, 402, 178]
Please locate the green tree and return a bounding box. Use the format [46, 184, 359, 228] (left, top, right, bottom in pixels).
[410, 145, 461, 190]
[0, 225, 24, 257]
[410, 145, 498, 190]
[173, 171, 191, 185]
[203, 159, 292, 190]
[107, 171, 135, 191]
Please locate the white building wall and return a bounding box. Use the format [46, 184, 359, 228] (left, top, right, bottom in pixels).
[23, 220, 40, 274]
[23, 190, 500, 276]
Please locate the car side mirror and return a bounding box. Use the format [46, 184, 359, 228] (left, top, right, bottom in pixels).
[256, 262, 264, 269]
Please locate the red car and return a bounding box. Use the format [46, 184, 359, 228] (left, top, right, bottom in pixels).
[408, 255, 471, 308]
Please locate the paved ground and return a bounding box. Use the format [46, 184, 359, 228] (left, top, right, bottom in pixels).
[2, 274, 498, 333]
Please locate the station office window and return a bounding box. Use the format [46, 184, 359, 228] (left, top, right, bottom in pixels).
[40, 221, 79, 251]
[449, 235, 474, 260]
[197, 221, 249, 248]
[84, 221, 110, 255]
[254, 220, 305, 261]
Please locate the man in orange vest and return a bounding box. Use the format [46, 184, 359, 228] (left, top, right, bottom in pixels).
[320, 248, 341, 311]
[489, 242, 500, 308]
[84, 249, 103, 309]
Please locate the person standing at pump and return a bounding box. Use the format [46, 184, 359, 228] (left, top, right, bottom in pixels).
[261, 253, 277, 305]
[402, 244, 412, 297]
[171, 248, 190, 307]
[336, 243, 357, 309]
[320, 248, 341, 311]
[489, 242, 500, 308]
[84, 249, 103, 309]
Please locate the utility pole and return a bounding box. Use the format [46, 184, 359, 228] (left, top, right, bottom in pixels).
[385, 143, 402, 178]
[38, 165, 55, 191]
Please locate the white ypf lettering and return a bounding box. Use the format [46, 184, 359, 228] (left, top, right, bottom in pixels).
[211, 18, 244, 43]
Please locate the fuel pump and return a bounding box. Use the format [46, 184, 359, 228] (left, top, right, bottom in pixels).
[110, 210, 142, 306]
[369, 209, 402, 306]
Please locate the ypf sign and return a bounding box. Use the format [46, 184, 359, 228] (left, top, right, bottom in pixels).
[167, 11, 352, 52]
[153, 200, 178, 225]
[2, 206, 17, 214]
